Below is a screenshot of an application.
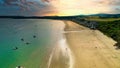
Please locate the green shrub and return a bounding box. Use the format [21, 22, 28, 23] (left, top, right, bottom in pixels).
[97, 20, 120, 48]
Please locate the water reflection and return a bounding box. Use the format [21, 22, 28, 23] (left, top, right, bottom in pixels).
[0, 19, 72, 68]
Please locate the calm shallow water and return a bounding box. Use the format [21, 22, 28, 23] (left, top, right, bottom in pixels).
[0, 19, 66, 68]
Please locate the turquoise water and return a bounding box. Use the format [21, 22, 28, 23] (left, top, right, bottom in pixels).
[0, 19, 64, 68]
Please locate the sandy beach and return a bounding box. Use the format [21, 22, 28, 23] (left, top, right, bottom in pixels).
[64, 21, 120, 68]
[0, 19, 120, 68]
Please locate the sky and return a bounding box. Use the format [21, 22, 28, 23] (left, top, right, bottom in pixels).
[0, 0, 120, 16]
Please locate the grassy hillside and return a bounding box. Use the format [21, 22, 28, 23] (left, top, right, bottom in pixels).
[85, 16, 120, 22]
[86, 18, 120, 22]
[87, 17, 120, 48]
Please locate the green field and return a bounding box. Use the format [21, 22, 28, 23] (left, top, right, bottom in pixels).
[85, 16, 120, 22]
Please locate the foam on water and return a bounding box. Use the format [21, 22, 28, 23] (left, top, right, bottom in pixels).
[47, 21, 74, 68]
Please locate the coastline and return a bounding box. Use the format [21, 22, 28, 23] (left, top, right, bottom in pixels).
[46, 20, 75, 68]
[64, 21, 120, 68]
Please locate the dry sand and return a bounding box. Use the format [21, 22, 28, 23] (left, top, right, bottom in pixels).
[64, 21, 120, 68]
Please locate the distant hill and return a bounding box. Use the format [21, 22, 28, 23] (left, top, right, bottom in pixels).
[0, 14, 120, 19]
[87, 14, 120, 18]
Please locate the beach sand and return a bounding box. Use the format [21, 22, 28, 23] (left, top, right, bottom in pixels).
[64, 21, 120, 68]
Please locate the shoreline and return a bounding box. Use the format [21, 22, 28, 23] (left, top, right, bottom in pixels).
[64, 21, 120, 68]
[47, 20, 75, 68]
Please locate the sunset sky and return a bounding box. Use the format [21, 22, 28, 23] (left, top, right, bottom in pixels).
[0, 0, 120, 16]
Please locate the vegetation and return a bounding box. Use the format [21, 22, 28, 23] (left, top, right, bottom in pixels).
[95, 20, 120, 48]
[65, 15, 120, 48]
[85, 16, 120, 22]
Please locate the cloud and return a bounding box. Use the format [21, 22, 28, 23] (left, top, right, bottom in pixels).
[0, 0, 120, 16]
[0, 0, 56, 16]
[41, 0, 50, 2]
[1, 0, 40, 10]
[95, 0, 120, 5]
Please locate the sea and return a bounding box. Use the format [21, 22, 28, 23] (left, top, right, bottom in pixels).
[0, 19, 72, 68]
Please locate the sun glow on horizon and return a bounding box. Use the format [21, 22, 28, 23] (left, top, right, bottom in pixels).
[37, 0, 111, 16]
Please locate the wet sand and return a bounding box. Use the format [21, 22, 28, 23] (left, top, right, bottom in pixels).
[64, 21, 120, 68]
[46, 20, 74, 68]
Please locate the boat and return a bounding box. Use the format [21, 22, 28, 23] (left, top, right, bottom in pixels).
[16, 66, 24, 68]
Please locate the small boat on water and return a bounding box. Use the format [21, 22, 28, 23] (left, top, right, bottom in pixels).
[16, 66, 24, 68]
[26, 42, 30, 45]
[13, 47, 18, 50]
[21, 38, 24, 41]
[33, 35, 36, 38]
